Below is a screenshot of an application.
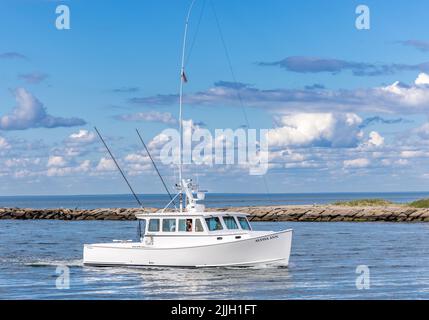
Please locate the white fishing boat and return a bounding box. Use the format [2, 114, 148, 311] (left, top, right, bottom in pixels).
[84, 179, 292, 267]
[83, 0, 293, 268]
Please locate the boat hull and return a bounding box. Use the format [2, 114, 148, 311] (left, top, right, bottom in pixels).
[83, 229, 292, 268]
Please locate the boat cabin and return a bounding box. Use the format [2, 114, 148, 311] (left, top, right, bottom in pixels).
[136, 212, 252, 235]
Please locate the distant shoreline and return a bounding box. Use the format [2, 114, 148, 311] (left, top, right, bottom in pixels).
[1, 204, 429, 222]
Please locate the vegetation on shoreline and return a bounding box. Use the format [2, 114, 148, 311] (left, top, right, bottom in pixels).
[333, 198, 429, 208]
[408, 199, 429, 208]
[332, 199, 394, 207]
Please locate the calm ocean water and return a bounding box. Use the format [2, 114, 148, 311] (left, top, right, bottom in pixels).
[1, 220, 429, 299]
[1, 192, 429, 209]
[2, 193, 429, 299]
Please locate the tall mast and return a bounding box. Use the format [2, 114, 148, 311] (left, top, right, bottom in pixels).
[179, 0, 197, 213]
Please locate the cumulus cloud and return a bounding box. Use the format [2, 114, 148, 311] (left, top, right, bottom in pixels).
[0, 88, 86, 130]
[5, 157, 40, 168]
[18, 72, 49, 84]
[400, 150, 426, 158]
[257, 56, 426, 76]
[68, 129, 96, 144]
[415, 73, 429, 86]
[343, 158, 370, 168]
[367, 131, 384, 147]
[47, 156, 67, 168]
[96, 157, 116, 171]
[379, 79, 429, 108]
[266, 113, 363, 148]
[115, 111, 177, 124]
[148, 132, 174, 150]
[0, 136, 11, 150]
[47, 160, 91, 177]
[125, 153, 150, 163]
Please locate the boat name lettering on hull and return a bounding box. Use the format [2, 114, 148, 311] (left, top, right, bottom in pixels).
[255, 235, 279, 243]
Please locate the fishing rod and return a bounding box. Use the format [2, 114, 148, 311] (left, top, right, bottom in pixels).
[94, 127, 144, 240]
[136, 129, 176, 207]
[94, 127, 143, 208]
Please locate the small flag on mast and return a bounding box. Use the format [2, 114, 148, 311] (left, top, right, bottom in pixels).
[181, 71, 188, 83]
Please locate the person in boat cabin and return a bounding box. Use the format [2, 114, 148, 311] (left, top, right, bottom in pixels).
[186, 219, 192, 232]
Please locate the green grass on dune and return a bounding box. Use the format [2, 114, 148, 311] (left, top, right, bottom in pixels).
[408, 199, 429, 208]
[332, 198, 429, 208]
[332, 199, 394, 206]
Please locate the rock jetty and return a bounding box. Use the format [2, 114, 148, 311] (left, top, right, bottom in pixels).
[1, 205, 429, 222]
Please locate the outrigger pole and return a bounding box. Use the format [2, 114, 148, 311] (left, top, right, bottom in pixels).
[94, 127, 143, 208]
[135, 128, 176, 207]
[178, 0, 198, 213]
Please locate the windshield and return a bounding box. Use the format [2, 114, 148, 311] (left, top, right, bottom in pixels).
[205, 217, 223, 231]
[237, 217, 251, 230]
[223, 216, 239, 229]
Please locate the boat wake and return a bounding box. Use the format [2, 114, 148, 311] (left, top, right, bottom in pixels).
[25, 259, 83, 267]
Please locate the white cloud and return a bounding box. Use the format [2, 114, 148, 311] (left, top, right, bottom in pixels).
[288, 151, 306, 162]
[125, 153, 150, 163]
[0, 136, 10, 150]
[400, 150, 426, 158]
[149, 132, 172, 150]
[5, 157, 41, 168]
[343, 158, 370, 168]
[415, 73, 429, 86]
[47, 156, 67, 167]
[96, 157, 116, 171]
[367, 131, 384, 147]
[267, 113, 363, 148]
[0, 88, 86, 130]
[379, 80, 429, 108]
[284, 161, 318, 169]
[395, 159, 409, 166]
[63, 147, 83, 157]
[68, 129, 96, 144]
[47, 160, 91, 177]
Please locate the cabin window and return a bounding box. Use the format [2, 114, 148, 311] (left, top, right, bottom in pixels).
[178, 219, 193, 232]
[237, 217, 251, 230]
[205, 217, 223, 231]
[178, 219, 186, 232]
[223, 216, 239, 229]
[148, 219, 160, 232]
[195, 219, 204, 232]
[162, 219, 176, 232]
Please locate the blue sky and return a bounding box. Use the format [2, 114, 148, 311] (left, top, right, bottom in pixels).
[2, 0, 429, 195]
